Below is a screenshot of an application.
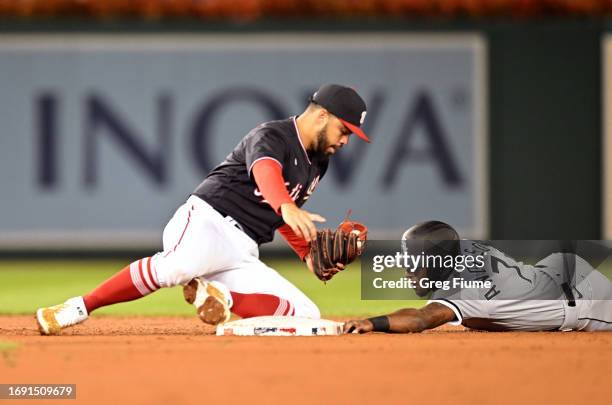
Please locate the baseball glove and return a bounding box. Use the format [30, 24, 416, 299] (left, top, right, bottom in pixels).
[310, 220, 368, 282]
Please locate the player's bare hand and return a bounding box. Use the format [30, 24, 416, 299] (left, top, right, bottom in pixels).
[343, 319, 374, 334]
[280, 203, 325, 242]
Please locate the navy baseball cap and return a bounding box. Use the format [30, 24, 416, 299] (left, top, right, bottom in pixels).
[310, 84, 370, 143]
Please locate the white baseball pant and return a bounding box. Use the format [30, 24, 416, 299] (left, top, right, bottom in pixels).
[148, 196, 320, 319]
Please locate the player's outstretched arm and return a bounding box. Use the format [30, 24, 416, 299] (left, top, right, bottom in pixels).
[343, 303, 456, 334]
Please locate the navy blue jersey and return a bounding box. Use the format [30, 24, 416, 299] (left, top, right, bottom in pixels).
[193, 117, 328, 244]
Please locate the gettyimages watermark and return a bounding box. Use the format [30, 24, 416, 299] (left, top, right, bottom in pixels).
[360, 240, 612, 300]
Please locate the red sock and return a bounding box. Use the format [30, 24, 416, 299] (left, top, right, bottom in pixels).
[83, 257, 161, 313]
[230, 291, 295, 318]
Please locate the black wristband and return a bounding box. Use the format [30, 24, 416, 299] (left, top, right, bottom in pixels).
[368, 316, 390, 332]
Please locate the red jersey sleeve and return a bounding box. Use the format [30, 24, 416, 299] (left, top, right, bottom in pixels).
[277, 224, 310, 261]
[252, 158, 310, 260]
[251, 158, 294, 214]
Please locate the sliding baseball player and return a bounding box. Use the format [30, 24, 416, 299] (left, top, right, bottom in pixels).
[345, 221, 612, 333]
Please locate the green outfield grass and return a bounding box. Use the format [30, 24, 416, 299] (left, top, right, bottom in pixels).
[0, 259, 418, 317]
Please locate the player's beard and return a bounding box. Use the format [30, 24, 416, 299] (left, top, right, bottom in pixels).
[314, 124, 332, 157]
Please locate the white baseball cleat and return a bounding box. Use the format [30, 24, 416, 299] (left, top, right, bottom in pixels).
[36, 296, 89, 336]
[183, 278, 233, 325]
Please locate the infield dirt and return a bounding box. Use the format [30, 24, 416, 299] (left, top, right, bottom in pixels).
[1, 315, 611, 405]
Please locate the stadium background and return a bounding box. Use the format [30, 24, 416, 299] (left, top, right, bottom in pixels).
[0, 1, 607, 249]
[0, 0, 609, 315]
[1, 2, 611, 405]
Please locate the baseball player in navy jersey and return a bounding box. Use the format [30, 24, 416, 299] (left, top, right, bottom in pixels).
[36, 84, 370, 335]
[344, 221, 612, 334]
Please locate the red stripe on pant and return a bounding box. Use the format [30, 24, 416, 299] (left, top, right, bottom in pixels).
[146, 258, 160, 289]
[230, 291, 295, 318]
[138, 259, 155, 292]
